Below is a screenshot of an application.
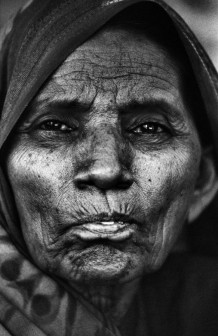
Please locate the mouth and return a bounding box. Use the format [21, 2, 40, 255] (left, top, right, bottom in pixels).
[72, 213, 139, 242]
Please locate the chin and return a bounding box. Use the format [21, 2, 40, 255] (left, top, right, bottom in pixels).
[58, 246, 144, 286]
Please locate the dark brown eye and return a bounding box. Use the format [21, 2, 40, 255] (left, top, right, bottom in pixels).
[40, 120, 73, 132]
[131, 122, 168, 135]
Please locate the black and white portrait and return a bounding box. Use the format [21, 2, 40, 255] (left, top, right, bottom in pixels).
[0, 0, 218, 335]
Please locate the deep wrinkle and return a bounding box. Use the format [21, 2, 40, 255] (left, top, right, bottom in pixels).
[5, 24, 202, 322]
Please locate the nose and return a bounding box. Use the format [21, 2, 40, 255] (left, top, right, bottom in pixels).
[74, 132, 133, 190]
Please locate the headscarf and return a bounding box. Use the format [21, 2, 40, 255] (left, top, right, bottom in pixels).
[0, 0, 218, 335]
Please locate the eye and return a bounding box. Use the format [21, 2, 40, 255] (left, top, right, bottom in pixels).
[130, 122, 170, 135]
[39, 120, 74, 132]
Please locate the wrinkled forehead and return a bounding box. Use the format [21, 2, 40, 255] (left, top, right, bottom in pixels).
[43, 5, 193, 97]
[34, 24, 182, 107]
[34, 15, 193, 110]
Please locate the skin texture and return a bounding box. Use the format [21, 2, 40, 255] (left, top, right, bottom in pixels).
[5, 25, 203, 320]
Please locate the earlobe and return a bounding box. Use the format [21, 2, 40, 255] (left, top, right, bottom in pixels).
[188, 148, 218, 223]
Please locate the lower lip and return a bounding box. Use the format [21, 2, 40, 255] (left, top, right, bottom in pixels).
[73, 222, 134, 242]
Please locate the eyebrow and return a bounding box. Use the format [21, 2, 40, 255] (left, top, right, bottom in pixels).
[28, 99, 91, 115]
[25, 97, 186, 124]
[119, 100, 186, 122]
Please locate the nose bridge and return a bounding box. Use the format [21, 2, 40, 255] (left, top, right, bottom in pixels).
[92, 127, 120, 166]
[75, 125, 133, 190]
[88, 126, 126, 184]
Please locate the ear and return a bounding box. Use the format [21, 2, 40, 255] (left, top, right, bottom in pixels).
[188, 147, 218, 223]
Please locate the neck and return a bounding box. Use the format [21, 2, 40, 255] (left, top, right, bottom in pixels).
[73, 278, 140, 324]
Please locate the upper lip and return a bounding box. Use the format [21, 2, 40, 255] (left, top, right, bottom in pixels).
[72, 212, 141, 226]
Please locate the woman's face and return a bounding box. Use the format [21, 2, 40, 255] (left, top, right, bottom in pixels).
[6, 26, 201, 285]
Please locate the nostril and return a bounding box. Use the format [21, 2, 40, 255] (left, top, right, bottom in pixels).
[74, 167, 133, 190]
[74, 172, 92, 190]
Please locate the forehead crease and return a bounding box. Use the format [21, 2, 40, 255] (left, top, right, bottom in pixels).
[39, 73, 179, 108]
[36, 74, 180, 111]
[56, 47, 174, 69]
[36, 37, 183, 106]
[51, 52, 179, 86]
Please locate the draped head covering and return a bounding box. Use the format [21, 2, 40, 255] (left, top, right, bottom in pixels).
[0, 0, 218, 335]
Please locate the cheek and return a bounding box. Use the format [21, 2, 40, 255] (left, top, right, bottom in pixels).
[135, 148, 199, 206]
[6, 148, 72, 243]
[7, 150, 62, 203]
[134, 145, 200, 269]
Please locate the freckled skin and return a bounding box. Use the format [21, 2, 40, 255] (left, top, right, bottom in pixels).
[5, 25, 201, 319]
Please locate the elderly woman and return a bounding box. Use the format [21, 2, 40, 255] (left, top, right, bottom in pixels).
[0, 0, 218, 335]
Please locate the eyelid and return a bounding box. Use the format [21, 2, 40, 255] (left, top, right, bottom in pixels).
[129, 121, 172, 136]
[17, 114, 79, 132]
[126, 113, 171, 131]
